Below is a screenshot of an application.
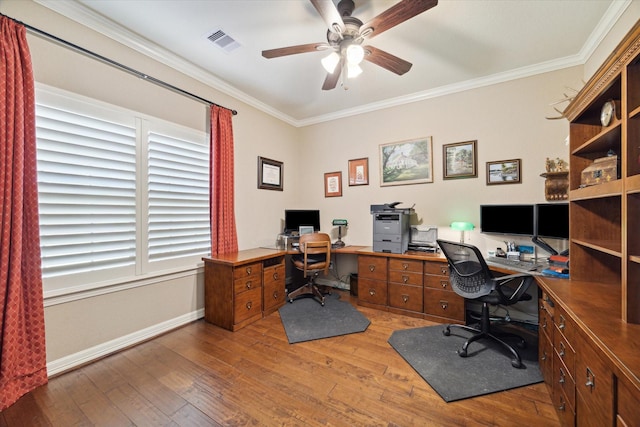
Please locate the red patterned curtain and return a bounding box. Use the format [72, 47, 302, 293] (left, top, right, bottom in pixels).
[0, 17, 48, 409]
[209, 105, 238, 255]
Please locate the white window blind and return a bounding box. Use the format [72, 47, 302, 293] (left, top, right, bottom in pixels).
[148, 131, 210, 262]
[36, 104, 137, 279]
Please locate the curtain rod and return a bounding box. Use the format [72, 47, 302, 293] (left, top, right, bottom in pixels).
[1, 13, 238, 115]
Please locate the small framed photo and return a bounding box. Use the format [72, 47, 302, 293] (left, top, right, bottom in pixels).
[486, 159, 522, 185]
[324, 171, 342, 197]
[257, 156, 283, 191]
[443, 140, 477, 179]
[348, 158, 369, 186]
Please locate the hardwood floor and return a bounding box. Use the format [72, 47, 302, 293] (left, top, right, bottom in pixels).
[1, 291, 560, 426]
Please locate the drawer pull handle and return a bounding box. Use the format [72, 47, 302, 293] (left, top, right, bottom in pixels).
[246, 301, 252, 310]
[402, 294, 409, 303]
[585, 367, 595, 389]
[273, 272, 279, 280]
[369, 265, 376, 272]
[559, 314, 566, 330]
[558, 397, 566, 412]
[541, 351, 547, 361]
[402, 275, 409, 283]
[542, 318, 547, 329]
[559, 342, 566, 358]
[246, 281, 252, 289]
[440, 267, 448, 275]
[369, 288, 376, 296]
[272, 291, 279, 300]
[440, 300, 448, 310]
[246, 266, 252, 275]
[558, 368, 565, 384]
[440, 281, 448, 289]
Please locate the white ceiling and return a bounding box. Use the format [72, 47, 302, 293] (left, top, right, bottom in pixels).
[41, 0, 627, 126]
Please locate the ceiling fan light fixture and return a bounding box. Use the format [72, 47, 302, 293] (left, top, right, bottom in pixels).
[345, 44, 364, 65]
[347, 63, 363, 79]
[321, 51, 340, 73]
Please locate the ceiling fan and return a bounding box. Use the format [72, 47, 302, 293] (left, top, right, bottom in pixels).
[262, 0, 438, 90]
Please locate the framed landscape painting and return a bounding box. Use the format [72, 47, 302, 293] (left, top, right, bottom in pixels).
[486, 159, 521, 185]
[443, 140, 477, 179]
[379, 137, 433, 186]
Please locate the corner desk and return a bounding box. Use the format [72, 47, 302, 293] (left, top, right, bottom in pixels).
[203, 246, 640, 425]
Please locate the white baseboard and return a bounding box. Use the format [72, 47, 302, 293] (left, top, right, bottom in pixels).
[47, 308, 204, 377]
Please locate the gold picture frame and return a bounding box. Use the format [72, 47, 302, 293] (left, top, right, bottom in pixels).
[486, 158, 522, 185]
[443, 140, 477, 179]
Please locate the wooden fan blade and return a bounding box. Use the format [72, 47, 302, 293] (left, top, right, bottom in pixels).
[360, 0, 438, 39]
[364, 45, 412, 75]
[262, 43, 329, 59]
[310, 0, 346, 33]
[322, 57, 344, 90]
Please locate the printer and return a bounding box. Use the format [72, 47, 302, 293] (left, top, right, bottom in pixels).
[370, 202, 414, 254]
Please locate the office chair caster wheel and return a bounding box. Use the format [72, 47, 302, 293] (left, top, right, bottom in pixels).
[443, 326, 451, 336]
[511, 359, 522, 369]
[288, 299, 294, 303]
[457, 349, 468, 357]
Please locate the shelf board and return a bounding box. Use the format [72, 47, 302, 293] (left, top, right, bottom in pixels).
[630, 255, 640, 264]
[570, 180, 622, 200]
[630, 104, 640, 119]
[571, 121, 621, 156]
[627, 174, 640, 194]
[573, 238, 622, 258]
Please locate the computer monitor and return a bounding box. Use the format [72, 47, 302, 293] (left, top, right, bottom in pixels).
[480, 204, 535, 236]
[534, 203, 569, 239]
[284, 209, 320, 234]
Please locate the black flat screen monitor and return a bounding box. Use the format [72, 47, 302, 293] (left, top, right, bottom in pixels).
[284, 210, 320, 234]
[480, 204, 535, 236]
[535, 203, 569, 239]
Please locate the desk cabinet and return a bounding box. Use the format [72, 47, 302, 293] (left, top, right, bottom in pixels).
[423, 261, 464, 323]
[203, 251, 285, 331]
[358, 255, 388, 308]
[388, 259, 423, 315]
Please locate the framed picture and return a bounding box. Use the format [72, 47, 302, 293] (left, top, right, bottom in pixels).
[348, 158, 369, 186]
[257, 156, 283, 191]
[486, 158, 522, 185]
[324, 171, 342, 197]
[379, 137, 433, 186]
[443, 140, 477, 179]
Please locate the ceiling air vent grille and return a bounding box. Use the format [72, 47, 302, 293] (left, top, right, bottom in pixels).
[207, 30, 241, 53]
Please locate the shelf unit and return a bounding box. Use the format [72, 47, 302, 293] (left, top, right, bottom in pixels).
[564, 21, 640, 324]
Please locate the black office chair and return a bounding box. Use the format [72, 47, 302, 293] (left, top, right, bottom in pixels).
[437, 239, 534, 368]
[287, 232, 332, 306]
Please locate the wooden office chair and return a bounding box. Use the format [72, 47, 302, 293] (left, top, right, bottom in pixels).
[287, 232, 332, 306]
[437, 239, 534, 368]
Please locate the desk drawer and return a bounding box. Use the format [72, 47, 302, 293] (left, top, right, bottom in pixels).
[424, 274, 451, 291]
[358, 277, 387, 305]
[233, 262, 262, 280]
[554, 350, 576, 412]
[554, 323, 576, 380]
[424, 261, 449, 276]
[389, 283, 423, 312]
[358, 255, 387, 280]
[424, 288, 464, 321]
[234, 287, 262, 324]
[389, 270, 423, 286]
[389, 259, 423, 273]
[234, 275, 261, 295]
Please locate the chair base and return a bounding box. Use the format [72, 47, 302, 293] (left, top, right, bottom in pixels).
[287, 282, 332, 306]
[443, 303, 526, 368]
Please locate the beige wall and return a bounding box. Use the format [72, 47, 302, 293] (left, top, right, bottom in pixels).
[2, 0, 637, 373]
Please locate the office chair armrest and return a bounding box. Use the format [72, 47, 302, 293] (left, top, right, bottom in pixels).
[492, 273, 534, 303]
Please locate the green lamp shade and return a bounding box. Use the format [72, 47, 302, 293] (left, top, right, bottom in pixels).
[450, 221, 475, 231]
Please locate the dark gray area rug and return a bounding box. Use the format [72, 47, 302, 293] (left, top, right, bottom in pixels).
[279, 293, 370, 344]
[388, 324, 542, 402]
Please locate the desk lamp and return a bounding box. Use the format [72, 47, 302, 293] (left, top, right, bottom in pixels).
[450, 221, 474, 243]
[332, 219, 348, 248]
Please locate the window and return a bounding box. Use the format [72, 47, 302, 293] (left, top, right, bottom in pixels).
[36, 86, 209, 295]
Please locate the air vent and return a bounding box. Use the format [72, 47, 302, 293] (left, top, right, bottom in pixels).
[207, 30, 241, 53]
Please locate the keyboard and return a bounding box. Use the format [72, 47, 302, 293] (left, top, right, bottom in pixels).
[486, 256, 542, 271]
